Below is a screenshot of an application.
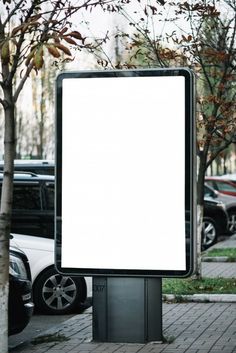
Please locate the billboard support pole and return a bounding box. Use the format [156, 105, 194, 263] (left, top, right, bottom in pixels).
[93, 276, 163, 343]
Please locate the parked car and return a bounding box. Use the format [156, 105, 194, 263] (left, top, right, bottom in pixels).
[11, 233, 92, 315]
[205, 184, 236, 234]
[0, 170, 228, 254]
[220, 173, 236, 184]
[9, 240, 34, 335]
[202, 197, 229, 249]
[1, 172, 91, 314]
[0, 159, 54, 175]
[0, 172, 54, 238]
[205, 176, 236, 197]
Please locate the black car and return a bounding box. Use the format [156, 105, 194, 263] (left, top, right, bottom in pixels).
[202, 197, 229, 249]
[1, 173, 90, 316]
[0, 160, 54, 176]
[205, 184, 236, 234]
[9, 242, 34, 335]
[0, 173, 54, 238]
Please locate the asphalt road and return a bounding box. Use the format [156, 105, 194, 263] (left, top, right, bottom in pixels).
[8, 313, 75, 350]
[8, 299, 92, 350]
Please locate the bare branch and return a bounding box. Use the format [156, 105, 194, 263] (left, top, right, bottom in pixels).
[3, 0, 29, 28]
[8, 2, 39, 85]
[206, 139, 233, 168]
[13, 62, 34, 103]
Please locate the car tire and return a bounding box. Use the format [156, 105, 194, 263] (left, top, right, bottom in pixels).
[33, 267, 86, 314]
[202, 217, 218, 249]
[228, 210, 236, 234]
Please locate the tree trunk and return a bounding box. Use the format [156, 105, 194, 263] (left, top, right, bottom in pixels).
[39, 69, 46, 159]
[194, 152, 207, 279]
[0, 82, 15, 352]
[0, 216, 9, 353]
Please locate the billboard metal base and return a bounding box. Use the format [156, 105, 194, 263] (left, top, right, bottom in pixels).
[93, 277, 163, 343]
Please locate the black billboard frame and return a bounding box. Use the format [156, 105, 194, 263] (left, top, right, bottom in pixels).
[55, 68, 196, 278]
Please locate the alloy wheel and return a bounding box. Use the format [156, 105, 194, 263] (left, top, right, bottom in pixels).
[228, 212, 236, 234]
[42, 274, 77, 311]
[202, 219, 217, 247]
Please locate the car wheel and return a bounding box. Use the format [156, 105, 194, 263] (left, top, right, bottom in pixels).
[33, 267, 86, 314]
[202, 217, 218, 249]
[228, 211, 236, 234]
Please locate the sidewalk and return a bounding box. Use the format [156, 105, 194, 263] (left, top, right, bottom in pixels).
[202, 234, 236, 278]
[211, 234, 236, 249]
[10, 235, 236, 353]
[10, 304, 236, 353]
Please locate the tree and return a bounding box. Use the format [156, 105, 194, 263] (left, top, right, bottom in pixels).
[29, 54, 59, 159]
[179, 1, 236, 275]
[91, 0, 236, 277]
[0, 1, 120, 351]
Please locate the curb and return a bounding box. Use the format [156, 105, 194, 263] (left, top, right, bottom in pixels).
[163, 294, 236, 303]
[202, 256, 236, 262]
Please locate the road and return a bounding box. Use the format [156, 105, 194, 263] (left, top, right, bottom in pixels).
[8, 313, 75, 350]
[9, 300, 92, 350]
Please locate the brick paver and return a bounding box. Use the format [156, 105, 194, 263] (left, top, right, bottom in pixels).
[213, 234, 236, 249]
[10, 303, 236, 353]
[202, 234, 236, 278]
[202, 262, 236, 278]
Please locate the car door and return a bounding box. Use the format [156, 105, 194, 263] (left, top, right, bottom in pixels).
[11, 182, 45, 236]
[41, 181, 54, 238]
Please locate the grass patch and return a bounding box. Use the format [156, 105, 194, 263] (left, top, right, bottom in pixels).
[162, 335, 175, 344]
[204, 248, 236, 260]
[163, 278, 236, 295]
[32, 333, 70, 345]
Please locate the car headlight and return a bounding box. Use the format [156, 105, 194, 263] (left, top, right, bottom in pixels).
[216, 201, 226, 211]
[9, 253, 28, 280]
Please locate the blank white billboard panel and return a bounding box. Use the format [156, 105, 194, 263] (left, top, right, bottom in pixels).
[56, 69, 195, 277]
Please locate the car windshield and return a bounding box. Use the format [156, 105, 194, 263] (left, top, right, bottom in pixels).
[216, 181, 236, 192]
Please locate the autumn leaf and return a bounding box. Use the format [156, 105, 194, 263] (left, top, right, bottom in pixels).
[28, 14, 41, 22]
[1, 40, 10, 64]
[60, 27, 68, 35]
[12, 24, 25, 36]
[34, 46, 44, 69]
[68, 31, 83, 40]
[25, 46, 37, 66]
[182, 34, 192, 42]
[47, 44, 60, 58]
[54, 43, 72, 56]
[62, 36, 77, 45]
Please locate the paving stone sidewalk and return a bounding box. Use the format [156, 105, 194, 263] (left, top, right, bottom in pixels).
[202, 234, 236, 278]
[212, 234, 236, 249]
[10, 303, 236, 353]
[202, 262, 236, 278]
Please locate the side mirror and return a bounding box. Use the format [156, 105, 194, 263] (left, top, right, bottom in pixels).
[204, 184, 218, 198]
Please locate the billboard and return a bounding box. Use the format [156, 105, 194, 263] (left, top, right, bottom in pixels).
[56, 69, 196, 277]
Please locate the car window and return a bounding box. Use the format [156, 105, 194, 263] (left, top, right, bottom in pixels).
[206, 180, 217, 190]
[13, 185, 42, 210]
[45, 183, 54, 210]
[204, 185, 213, 197]
[216, 181, 236, 192]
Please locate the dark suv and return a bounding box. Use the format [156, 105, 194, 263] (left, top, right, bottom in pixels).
[0, 173, 54, 238]
[9, 241, 34, 335]
[202, 197, 229, 249]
